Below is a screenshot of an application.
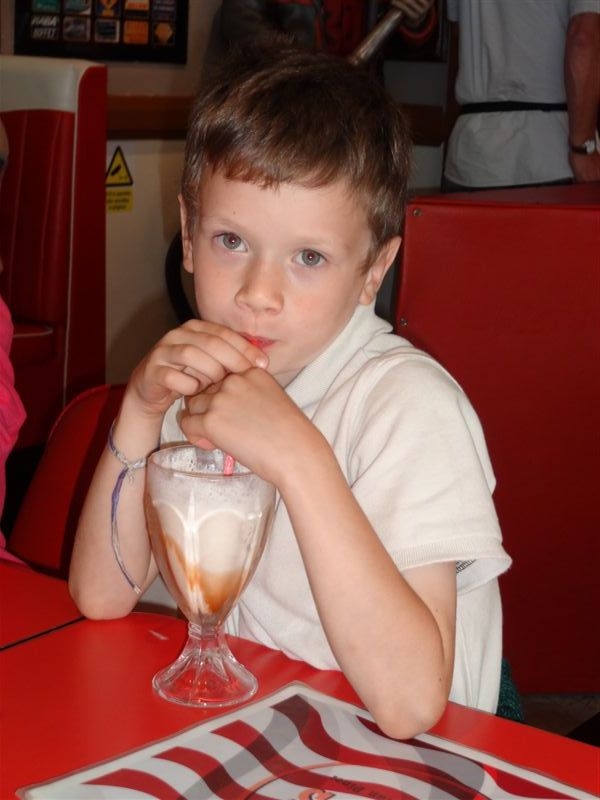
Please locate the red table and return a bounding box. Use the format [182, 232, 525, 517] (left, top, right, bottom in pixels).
[1, 611, 598, 798]
[0, 560, 82, 649]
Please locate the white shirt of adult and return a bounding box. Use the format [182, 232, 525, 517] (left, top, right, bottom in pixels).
[444, 0, 600, 187]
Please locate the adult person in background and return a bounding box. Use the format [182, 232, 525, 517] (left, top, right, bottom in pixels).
[443, 0, 600, 191]
[0, 120, 26, 562]
[220, 0, 437, 60]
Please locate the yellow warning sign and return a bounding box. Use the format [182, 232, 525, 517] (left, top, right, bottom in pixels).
[107, 189, 133, 213]
[106, 146, 133, 187]
[106, 145, 133, 213]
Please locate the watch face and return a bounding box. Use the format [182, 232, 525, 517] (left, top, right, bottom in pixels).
[571, 138, 597, 154]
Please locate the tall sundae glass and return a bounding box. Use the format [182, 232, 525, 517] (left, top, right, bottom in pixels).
[145, 445, 276, 707]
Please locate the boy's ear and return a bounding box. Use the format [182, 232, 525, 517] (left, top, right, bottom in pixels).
[179, 195, 194, 275]
[359, 236, 402, 305]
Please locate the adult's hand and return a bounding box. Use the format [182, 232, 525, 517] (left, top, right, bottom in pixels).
[569, 150, 600, 182]
[392, 0, 435, 28]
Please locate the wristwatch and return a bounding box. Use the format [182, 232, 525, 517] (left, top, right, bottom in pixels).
[569, 138, 598, 155]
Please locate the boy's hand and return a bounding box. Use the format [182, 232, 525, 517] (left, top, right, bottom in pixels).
[128, 320, 268, 418]
[181, 368, 319, 485]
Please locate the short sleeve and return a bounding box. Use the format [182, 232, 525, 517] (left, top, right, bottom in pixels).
[343, 353, 511, 593]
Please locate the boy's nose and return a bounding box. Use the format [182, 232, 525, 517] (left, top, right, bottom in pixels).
[235, 260, 283, 313]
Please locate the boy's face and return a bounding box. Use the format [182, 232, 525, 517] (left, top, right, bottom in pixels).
[181, 169, 400, 385]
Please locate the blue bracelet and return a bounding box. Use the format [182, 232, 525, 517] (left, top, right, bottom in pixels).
[107, 421, 147, 595]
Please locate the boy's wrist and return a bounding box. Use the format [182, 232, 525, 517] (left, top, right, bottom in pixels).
[114, 393, 165, 454]
[276, 427, 338, 498]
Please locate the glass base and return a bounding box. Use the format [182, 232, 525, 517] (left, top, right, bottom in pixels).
[152, 622, 258, 708]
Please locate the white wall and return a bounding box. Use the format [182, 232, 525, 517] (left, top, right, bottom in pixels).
[385, 59, 448, 194]
[105, 140, 185, 383]
[104, 1, 222, 382]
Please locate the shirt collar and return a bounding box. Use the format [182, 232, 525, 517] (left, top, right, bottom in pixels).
[285, 302, 392, 411]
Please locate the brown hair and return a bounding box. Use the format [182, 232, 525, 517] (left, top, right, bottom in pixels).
[181, 41, 412, 266]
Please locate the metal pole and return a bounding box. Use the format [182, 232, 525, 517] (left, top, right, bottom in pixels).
[348, 3, 405, 65]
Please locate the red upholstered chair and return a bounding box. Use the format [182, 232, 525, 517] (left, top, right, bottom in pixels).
[0, 56, 107, 449]
[8, 384, 124, 578]
[395, 183, 600, 694]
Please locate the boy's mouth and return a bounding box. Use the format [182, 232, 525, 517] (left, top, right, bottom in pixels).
[240, 333, 274, 351]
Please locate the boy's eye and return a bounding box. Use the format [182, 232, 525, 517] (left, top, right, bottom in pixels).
[297, 249, 324, 267]
[218, 233, 245, 251]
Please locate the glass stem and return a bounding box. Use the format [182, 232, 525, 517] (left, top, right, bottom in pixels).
[188, 620, 227, 652]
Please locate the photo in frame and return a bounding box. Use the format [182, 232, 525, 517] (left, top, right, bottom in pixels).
[14, 0, 188, 64]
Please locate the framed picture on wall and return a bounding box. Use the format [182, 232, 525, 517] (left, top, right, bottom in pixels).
[14, 0, 189, 64]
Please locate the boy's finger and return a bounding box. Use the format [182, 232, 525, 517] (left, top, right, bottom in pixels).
[186, 435, 216, 451]
[178, 321, 269, 370]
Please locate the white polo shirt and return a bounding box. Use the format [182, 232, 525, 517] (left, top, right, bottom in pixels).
[156, 304, 511, 712]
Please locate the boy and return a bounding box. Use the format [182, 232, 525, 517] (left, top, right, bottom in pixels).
[69, 43, 510, 739]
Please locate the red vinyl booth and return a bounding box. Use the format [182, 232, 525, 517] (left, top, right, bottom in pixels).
[395, 183, 600, 694]
[0, 56, 107, 449]
[8, 384, 125, 577]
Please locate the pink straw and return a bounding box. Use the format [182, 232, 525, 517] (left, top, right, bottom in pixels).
[223, 333, 264, 476]
[223, 453, 235, 476]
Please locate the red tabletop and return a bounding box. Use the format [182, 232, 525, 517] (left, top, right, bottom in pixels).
[1, 612, 598, 798]
[0, 561, 82, 649]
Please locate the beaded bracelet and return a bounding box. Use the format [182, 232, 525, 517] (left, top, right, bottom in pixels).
[107, 421, 148, 595]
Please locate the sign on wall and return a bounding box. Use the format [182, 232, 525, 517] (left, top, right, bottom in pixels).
[14, 0, 188, 64]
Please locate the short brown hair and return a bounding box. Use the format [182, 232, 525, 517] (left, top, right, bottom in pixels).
[181, 42, 412, 265]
